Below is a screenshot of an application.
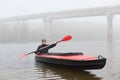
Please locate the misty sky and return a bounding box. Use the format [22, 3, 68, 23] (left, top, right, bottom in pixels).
[0, 0, 120, 42]
[0, 0, 120, 18]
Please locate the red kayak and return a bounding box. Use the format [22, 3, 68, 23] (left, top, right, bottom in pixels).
[35, 52, 106, 70]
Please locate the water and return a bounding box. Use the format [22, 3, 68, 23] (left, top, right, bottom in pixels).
[0, 41, 120, 80]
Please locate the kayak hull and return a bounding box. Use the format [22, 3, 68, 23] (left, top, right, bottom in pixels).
[35, 53, 106, 70]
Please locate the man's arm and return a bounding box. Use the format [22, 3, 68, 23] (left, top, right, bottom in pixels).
[35, 45, 41, 54]
[35, 43, 57, 53]
[47, 43, 57, 49]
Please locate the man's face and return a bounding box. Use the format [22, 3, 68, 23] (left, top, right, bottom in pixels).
[42, 41, 47, 45]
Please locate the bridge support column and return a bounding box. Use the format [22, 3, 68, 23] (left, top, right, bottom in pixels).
[15, 20, 28, 42]
[107, 13, 113, 43]
[43, 18, 53, 41]
[15, 21, 21, 41]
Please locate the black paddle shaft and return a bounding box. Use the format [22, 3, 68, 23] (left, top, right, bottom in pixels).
[38, 40, 62, 51]
[35, 43, 58, 53]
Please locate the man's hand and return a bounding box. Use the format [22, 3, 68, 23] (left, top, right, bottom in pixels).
[53, 42, 57, 44]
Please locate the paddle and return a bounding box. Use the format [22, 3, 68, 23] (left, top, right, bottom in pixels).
[19, 35, 72, 59]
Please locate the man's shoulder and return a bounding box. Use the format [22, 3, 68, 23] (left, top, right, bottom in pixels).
[38, 44, 49, 47]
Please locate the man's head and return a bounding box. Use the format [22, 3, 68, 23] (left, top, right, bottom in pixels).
[41, 39, 47, 45]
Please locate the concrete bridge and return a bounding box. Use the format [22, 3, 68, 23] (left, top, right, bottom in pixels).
[0, 5, 120, 42]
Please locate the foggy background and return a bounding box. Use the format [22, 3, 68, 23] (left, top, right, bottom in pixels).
[0, 0, 120, 42]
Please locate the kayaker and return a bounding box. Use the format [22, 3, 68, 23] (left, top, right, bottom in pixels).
[35, 39, 57, 54]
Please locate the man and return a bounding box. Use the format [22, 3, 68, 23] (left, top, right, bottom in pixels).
[35, 39, 57, 54]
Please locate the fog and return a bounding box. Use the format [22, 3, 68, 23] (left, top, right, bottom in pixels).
[0, 16, 120, 42]
[0, 0, 120, 18]
[0, 0, 120, 42]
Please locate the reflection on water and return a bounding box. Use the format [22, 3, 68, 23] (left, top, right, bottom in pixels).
[35, 62, 101, 80]
[0, 42, 120, 80]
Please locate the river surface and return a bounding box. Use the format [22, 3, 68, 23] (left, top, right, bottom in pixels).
[0, 41, 120, 80]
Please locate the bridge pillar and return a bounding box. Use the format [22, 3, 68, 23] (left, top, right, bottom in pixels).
[15, 21, 21, 41]
[107, 13, 113, 43]
[43, 18, 53, 41]
[15, 20, 28, 42]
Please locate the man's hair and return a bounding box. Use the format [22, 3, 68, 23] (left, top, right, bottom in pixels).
[42, 39, 47, 42]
